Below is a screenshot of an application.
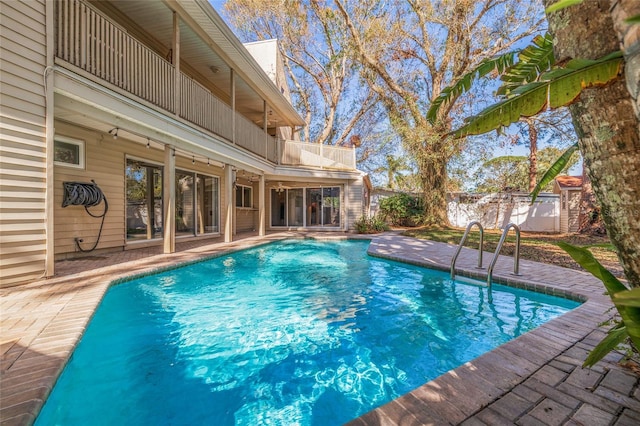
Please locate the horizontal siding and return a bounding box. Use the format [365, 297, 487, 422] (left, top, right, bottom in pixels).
[236, 209, 256, 232]
[1, 3, 47, 44]
[0, 0, 47, 287]
[54, 122, 127, 255]
[53, 121, 227, 255]
[1, 0, 45, 30]
[0, 33, 47, 65]
[346, 179, 363, 230]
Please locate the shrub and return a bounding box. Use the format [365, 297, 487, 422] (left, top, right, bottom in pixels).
[378, 193, 424, 227]
[354, 215, 389, 234]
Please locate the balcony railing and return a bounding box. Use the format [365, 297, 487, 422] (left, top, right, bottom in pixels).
[54, 0, 355, 171]
[280, 140, 356, 170]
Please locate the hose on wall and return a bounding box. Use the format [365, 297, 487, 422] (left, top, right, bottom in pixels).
[62, 180, 109, 252]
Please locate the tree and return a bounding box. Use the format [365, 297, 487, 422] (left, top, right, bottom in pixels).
[543, 0, 640, 286]
[437, 0, 640, 285]
[516, 111, 575, 191]
[334, 0, 544, 225]
[374, 154, 412, 190]
[224, 0, 377, 146]
[473, 147, 578, 193]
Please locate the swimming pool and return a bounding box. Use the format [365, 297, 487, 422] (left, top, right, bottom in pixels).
[36, 239, 579, 425]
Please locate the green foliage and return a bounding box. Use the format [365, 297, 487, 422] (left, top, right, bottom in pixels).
[497, 34, 555, 96]
[545, 0, 584, 14]
[626, 15, 640, 24]
[473, 155, 528, 193]
[378, 193, 424, 227]
[427, 34, 552, 124]
[530, 143, 579, 202]
[474, 147, 579, 193]
[558, 242, 640, 367]
[354, 215, 389, 234]
[427, 51, 518, 123]
[453, 51, 623, 138]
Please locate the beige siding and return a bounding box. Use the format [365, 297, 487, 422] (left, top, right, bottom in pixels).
[568, 190, 581, 233]
[0, 0, 48, 286]
[346, 178, 364, 230]
[53, 122, 226, 257]
[235, 179, 257, 232]
[236, 209, 257, 232]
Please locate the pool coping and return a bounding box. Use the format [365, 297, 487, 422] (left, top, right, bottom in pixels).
[0, 232, 634, 425]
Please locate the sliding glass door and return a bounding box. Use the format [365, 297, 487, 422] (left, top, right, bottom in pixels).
[126, 159, 163, 240]
[271, 186, 340, 228]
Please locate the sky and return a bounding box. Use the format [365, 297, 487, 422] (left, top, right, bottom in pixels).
[208, 0, 582, 182]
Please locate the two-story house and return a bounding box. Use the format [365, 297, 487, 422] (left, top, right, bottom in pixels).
[0, 0, 370, 286]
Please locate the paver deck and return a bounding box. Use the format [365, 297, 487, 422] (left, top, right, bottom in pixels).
[1, 232, 638, 425]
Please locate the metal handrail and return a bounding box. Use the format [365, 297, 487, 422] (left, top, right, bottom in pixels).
[450, 221, 485, 280]
[487, 223, 521, 293]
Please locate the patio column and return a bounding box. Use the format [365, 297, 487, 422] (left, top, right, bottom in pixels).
[258, 175, 265, 236]
[224, 164, 233, 242]
[163, 145, 176, 253]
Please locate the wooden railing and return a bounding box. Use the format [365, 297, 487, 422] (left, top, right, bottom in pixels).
[55, 0, 175, 112]
[180, 75, 233, 141]
[54, 0, 355, 171]
[280, 140, 356, 170]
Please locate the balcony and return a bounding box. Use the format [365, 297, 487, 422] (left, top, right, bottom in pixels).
[54, 0, 355, 171]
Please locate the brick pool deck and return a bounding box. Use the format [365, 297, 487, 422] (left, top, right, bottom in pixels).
[1, 232, 639, 425]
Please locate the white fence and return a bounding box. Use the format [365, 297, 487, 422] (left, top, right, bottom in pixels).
[371, 191, 561, 233]
[448, 192, 560, 232]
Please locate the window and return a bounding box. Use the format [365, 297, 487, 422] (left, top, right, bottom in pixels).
[54, 136, 84, 168]
[236, 184, 253, 208]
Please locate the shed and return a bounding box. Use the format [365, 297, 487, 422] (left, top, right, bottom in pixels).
[553, 175, 583, 233]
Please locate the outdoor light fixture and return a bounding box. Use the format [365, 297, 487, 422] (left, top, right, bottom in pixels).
[146, 138, 150, 149]
[207, 158, 210, 166]
[192, 155, 195, 164]
[210, 65, 219, 74]
[109, 127, 119, 139]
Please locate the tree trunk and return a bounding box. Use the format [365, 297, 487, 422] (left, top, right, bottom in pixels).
[544, 0, 640, 286]
[419, 155, 449, 226]
[576, 164, 605, 234]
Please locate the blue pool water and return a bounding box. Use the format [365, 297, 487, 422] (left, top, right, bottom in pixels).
[36, 240, 578, 425]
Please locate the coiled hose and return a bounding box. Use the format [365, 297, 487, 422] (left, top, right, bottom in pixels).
[62, 180, 109, 252]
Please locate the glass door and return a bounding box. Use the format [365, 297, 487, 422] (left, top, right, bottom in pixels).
[126, 159, 163, 240]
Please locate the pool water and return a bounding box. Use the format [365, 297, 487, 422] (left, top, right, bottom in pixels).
[36, 240, 578, 425]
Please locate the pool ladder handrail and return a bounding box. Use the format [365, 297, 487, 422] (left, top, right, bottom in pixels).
[450, 221, 485, 280]
[487, 223, 521, 290]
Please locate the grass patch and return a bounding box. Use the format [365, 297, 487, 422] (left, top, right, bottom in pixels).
[403, 226, 623, 278]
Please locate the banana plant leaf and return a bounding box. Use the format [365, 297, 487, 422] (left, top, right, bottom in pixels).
[426, 51, 518, 123]
[497, 34, 554, 96]
[583, 324, 628, 367]
[613, 288, 640, 307]
[529, 143, 579, 203]
[451, 51, 622, 138]
[558, 242, 640, 366]
[545, 0, 584, 14]
[626, 15, 640, 24]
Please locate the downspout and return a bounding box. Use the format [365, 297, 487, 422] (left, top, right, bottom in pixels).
[44, 0, 55, 277]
